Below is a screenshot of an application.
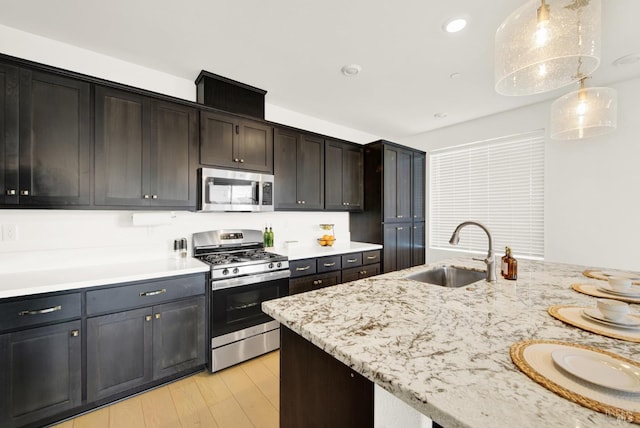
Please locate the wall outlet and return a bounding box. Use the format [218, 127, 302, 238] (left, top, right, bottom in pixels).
[2, 224, 17, 241]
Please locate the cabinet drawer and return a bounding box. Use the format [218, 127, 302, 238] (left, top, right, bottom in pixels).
[362, 250, 381, 265]
[86, 274, 205, 315]
[341, 253, 362, 268]
[317, 256, 341, 273]
[0, 293, 81, 332]
[289, 271, 341, 296]
[342, 263, 381, 283]
[289, 259, 317, 278]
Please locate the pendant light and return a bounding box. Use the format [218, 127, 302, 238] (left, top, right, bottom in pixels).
[550, 78, 617, 140]
[495, 0, 601, 96]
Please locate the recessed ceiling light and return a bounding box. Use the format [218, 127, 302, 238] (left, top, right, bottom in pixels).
[434, 112, 448, 119]
[341, 64, 362, 77]
[443, 17, 467, 33]
[613, 53, 640, 67]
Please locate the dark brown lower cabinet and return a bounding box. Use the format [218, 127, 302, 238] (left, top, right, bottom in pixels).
[280, 326, 373, 428]
[87, 296, 205, 402]
[289, 271, 341, 295]
[342, 263, 380, 283]
[0, 321, 81, 428]
[383, 223, 412, 273]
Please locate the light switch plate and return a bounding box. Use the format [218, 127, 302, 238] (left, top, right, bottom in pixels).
[2, 224, 17, 241]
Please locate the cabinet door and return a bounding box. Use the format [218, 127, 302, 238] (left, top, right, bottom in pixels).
[0, 63, 19, 205]
[412, 152, 426, 222]
[274, 128, 299, 209]
[18, 69, 90, 206]
[149, 100, 197, 207]
[237, 119, 273, 173]
[152, 297, 205, 380]
[343, 144, 363, 210]
[383, 223, 412, 273]
[412, 222, 426, 267]
[94, 86, 148, 206]
[0, 321, 81, 428]
[383, 146, 412, 222]
[325, 141, 362, 211]
[200, 110, 238, 169]
[87, 307, 153, 402]
[297, 134, 324, 210]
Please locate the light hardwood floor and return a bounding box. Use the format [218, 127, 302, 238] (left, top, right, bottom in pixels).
[53, 351, 279, 428]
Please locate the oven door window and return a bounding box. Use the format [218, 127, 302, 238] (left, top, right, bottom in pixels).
[211, 278, 284, 338]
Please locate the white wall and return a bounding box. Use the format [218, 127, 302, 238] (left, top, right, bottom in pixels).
[399, 77, 640, 272]
[0, 24, 374, 273]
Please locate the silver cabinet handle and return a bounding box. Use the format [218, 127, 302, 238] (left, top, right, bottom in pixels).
[19, 305, 62, 316]
[143, 194, 150, 199]
[152, 195, 158, 199]
[6, 189, 16, 195]
[366, 255, 377, 260]
[20, 190, 29, 196]
[145, 315, 152, 321]
[240, 159, 244, 163]
[155, 313, 161, 319]
[313, 280, 323, 286]
[71, 330, 80, 337]
[295, 266, 311, 271]
[397, 215, 404, 218]
[234, 158, 240, 162]
[139, 288, 166, 297]
[360, 270, 367, 276]
[347, 258, 357, 263]
[323, 262, 336, 267]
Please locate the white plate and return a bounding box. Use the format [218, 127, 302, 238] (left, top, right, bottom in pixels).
[582, 308, 640, 328]
[551, 348, 640, 394]
[598, 285, 640, 298]
[600, 270, 640, 281]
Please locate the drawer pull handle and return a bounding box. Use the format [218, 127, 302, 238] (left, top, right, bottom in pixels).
[6, 189, 16, 195]
[295, 266, 311, 271]
[397, 215, 404, 218]
[360, 270, 367, 275]
[71, 330, 79, 337]
[19, 305, 62, 316]
[347, 258, 357, 263]
[155, 313, 161, 319]
[145, 315, 152, 321]
[323, 262, 336, 267]
[139, 289, 166, 297]
[366, 255, 377, 260]
[313, 280, 323, 286]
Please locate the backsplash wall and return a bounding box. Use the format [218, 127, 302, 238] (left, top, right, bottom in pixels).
[0, 210, 350, 273]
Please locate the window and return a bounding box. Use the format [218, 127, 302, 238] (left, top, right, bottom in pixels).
[429, 130, 544, 259]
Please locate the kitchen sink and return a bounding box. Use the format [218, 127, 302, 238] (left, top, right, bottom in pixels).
[405, 265, 486, 288]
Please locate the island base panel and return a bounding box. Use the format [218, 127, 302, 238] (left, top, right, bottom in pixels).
[280, 326, 374, 428]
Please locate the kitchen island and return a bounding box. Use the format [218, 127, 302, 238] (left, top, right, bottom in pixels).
[262, 258, 640, 427]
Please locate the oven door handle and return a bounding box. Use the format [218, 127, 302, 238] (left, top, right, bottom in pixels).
[212, 269, 291, 290]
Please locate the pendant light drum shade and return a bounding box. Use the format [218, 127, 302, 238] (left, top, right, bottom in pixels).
[495, 0, 601, 96]
[550, 86, 617, 140]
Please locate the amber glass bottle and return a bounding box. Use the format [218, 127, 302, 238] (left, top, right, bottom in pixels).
[501, 246, 508, 277]
[504, 247, 518, 280]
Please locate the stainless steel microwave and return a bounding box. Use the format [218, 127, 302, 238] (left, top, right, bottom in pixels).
[197, 168, 274, 212]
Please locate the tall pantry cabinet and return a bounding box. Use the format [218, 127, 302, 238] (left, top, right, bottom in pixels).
[350, 140, 426, 273]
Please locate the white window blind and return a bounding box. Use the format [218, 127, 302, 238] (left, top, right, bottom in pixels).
[429, 130, 545, 259]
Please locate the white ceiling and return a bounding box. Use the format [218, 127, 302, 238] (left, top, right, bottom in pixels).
[1, 0, 639, 140]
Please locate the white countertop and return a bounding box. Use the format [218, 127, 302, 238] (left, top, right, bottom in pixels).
[0, 258, 209, 299]
[271, 241, 382, 261]
[262, 258, 640, 427]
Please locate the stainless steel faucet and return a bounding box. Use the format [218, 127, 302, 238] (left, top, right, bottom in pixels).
[449, 221, 497, 282]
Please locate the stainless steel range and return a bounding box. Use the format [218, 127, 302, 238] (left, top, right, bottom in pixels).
[193, 229, 289, 373]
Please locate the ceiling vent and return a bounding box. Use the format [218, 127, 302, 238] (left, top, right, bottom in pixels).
[195, 70, 267, 119]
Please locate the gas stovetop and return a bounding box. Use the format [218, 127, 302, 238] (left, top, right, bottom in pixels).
[192, 229, 289, 280]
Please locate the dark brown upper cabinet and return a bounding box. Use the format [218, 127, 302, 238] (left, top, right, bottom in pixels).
[324, 140, 363, 211]
[412, 152, 426, 222]
[274, 128, 324, 210]
[94, 86, 197, 208]
[383, 145, 412, 223]
[200, 110, 273, 173]
[0, 65, 90, 207]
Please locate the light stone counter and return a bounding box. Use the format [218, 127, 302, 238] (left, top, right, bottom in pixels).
[262, 258, 640, 427]
[271, 241, 382, 261]
[0, 258, 209, 299]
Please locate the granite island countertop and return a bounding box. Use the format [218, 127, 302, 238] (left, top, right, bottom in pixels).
[262, 258, 640, 427]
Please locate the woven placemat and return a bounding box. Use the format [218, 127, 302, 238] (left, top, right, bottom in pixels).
[572, 283, 640, 304]
[510, 340, 640, 423]
[548, 305, 640, 343]
[583, 269, 640, 285]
